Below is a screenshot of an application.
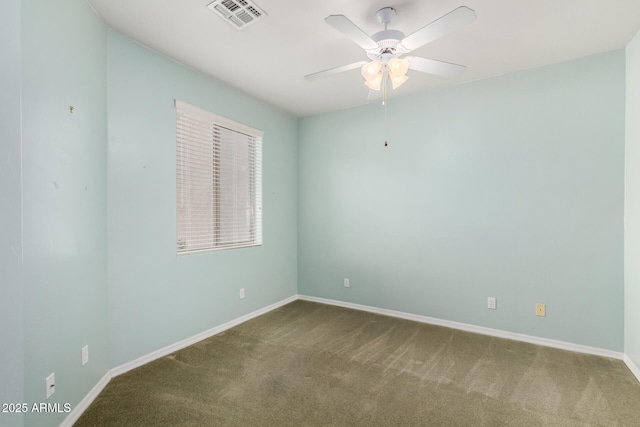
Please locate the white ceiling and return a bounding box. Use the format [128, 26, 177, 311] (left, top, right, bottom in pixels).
[89, 0, 640, 117]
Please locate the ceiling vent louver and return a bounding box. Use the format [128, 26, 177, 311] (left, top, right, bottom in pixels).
[207, 0, 266, 30]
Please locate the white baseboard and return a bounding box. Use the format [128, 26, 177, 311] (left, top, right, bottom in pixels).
[59, 372, 111, 427]
[297, 295, 624, 360]
[624, 354, 640, 383]
[111, 294, 298, 377]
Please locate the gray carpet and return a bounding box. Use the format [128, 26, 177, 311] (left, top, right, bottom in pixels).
[75, 300, 640, 426]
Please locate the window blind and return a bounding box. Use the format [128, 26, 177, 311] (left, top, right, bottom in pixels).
[176, 100, 263, 254]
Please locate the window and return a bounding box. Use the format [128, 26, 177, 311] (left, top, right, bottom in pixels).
[176, 100, 262, 254]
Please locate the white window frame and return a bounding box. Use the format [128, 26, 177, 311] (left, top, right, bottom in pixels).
[176, 100, 263, 254]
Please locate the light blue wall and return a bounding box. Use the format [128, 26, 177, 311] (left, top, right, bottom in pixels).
[0, 0, 24, 426]
[21, 1, 110, 425]
[298, 51, 625, 351]
[625, 31, 640, 370]
[107, 31, 298, 367]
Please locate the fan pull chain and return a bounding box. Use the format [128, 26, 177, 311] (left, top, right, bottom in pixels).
[383, 78, 388, 147]
[384, 98, 388, 147]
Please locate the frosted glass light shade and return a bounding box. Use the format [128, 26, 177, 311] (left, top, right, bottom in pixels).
[361, 60, 382, 81]
[365, 72, 383, 90]
[388, 58, 409, 78]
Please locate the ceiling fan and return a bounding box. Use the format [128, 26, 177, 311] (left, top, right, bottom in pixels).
[305, 6, 476, 99]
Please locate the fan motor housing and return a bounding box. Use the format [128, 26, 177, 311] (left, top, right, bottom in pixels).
[367, 29, 405, 60]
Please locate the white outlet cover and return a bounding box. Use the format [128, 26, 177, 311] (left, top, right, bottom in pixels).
[82, 345, 89, 366]
[487, 297, 497, 310]
[344, 278, 350, 288]
[240, 288, 245, 299]
[46, 373, 55, 399]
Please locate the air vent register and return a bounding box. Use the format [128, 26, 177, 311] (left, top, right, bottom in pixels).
[207, 0, 266, 30]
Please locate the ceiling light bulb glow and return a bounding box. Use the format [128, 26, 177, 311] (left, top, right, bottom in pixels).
[388, 58, 409, 79]
[361, 60, 382, 82]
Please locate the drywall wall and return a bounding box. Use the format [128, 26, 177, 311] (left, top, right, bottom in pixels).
[0, 0, 24, 426]
[21, 0, 110, 425]
[625, 31, 640, 371]
[298, 51, 625, 351]
[107, 30, 298, 367]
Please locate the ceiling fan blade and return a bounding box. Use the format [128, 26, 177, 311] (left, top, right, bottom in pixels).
[406, 56, 466, 78]
[325, 15, 378, 50]
[304, 61, 368, 80]
[400, 6, 476, 52]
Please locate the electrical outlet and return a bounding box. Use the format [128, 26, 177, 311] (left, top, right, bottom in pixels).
[239, 288, 245, 299]
[487, 297, 496, 310]
[82, 345, 89, 366]
[46, 373, 55, 399]
[344, 278, 350, 288]
[536, 304, 546, 317]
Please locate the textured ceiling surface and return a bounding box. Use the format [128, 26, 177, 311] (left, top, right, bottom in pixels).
[89, 0, 640, 117]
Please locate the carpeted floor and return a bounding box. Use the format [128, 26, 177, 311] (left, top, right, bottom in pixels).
[75, 300, 640, 426]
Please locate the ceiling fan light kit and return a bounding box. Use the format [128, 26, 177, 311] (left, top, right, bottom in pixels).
[305, 5, 476, 99]
[361, 57, 409, 91]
